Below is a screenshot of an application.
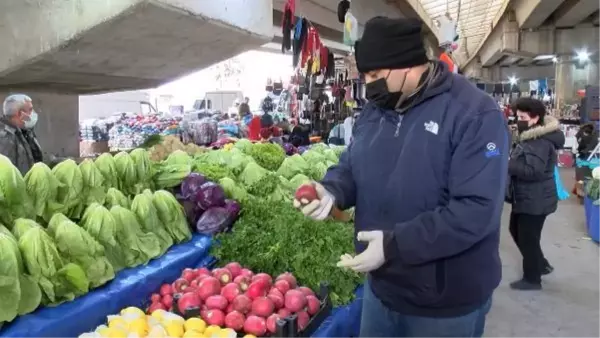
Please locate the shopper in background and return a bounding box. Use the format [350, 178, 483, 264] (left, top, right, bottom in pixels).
[576, 122, 598, 160]
[343, 112, 357, 145]
[293, 16, 508, 337]
[506, 97, 565, 290]
[0, 94, 43, 173]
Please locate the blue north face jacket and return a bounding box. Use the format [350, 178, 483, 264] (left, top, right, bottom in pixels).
[321, 62, 509, 317]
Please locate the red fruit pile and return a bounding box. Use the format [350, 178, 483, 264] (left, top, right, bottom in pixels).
[146, 262, 322, 336]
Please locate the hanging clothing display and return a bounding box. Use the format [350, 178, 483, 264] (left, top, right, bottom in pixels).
[281, 0, 296, 52]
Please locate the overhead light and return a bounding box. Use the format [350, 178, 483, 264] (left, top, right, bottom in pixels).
[508, 76, 518, 85]
[552, 56, 558, 63]
[576, 49, 590, 62]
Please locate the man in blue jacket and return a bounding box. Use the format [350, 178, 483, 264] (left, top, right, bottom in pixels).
[293, 17, 509, 337]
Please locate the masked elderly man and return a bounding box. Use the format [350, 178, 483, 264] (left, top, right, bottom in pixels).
[293, 17, 509, 337]
[0, 94, 44, 173]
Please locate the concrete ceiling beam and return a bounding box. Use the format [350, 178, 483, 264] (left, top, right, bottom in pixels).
[553, 0, 599, 27]
[512, 0, 565, 29]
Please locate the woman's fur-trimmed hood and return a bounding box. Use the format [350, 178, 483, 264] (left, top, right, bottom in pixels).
[519, 115, 565, 148]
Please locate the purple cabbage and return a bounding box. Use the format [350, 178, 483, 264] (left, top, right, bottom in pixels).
[181, 173, 207, 200]
[177, 197, 203, 226]
[224, 199, 241, 219]
[195, 182, 226, 210]
[283, 143, 297, 156]
[195, 207, 234, 235]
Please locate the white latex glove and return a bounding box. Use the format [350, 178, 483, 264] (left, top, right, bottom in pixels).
[292, 182, 334, 221]
[337, 231, 385, 273]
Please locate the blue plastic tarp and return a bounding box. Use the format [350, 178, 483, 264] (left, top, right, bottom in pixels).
[312, 286, 364, 337]
[1, 234, 213, 338]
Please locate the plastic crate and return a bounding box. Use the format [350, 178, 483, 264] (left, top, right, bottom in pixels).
[584, 197, 599, 243]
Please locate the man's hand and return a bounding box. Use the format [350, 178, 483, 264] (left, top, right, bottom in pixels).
[337, 231, 385, 273]
[293, 182, 335, 220]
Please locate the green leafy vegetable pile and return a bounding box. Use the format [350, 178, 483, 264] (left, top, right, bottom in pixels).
[211, 198, 362, 306]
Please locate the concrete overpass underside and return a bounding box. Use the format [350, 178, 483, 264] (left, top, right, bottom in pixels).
[0, 0, 441, 158]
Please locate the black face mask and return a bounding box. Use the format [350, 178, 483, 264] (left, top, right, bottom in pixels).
[365, 71, 406, 110]
[516, 120, 530, 133]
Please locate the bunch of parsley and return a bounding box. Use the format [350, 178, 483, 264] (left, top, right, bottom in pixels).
[211, 198, 362, 306]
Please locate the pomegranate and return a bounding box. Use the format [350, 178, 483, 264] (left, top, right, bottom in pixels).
[232, 294, 252, 314]
[266, 314, 281, 333]
[295, 184, 318, 204]
[172, 278, 189, 293]
[239, 268, 254, 278]
[274, 280, 291, 294]
[205, 295, 228, 311]
[306, 295, 320, 315]
[159, 283, 173, 296]
[268, 287, 284, 299]
[197, 277, 222, 300]
[246, 281, 268, 300]
[181, 268, 197, 282]
[296, 310, 310, 331]
[244, 315, 267, 337]
[252, 273, 273, 287]
[233, 275, 251, 291]
[224, 262, 243, 278]
[297, 286, 316, 298]
[251, 297, 275, 317]
[147, 301, 166, 314]
[162, 294, 174, 309]
[213, 268, 233, 284]
[284, 290, 307, 312]
[267, 293, 284, 310]
[224, 311, 245, 331]
[201, 309, 225, 326]
[221, 282, 241, 302]
[150, 293, 161, 303]
[277, 308, 292, 319]
[196, 267, 211, 277]
[275, 272, 297, 289]
[177, 292, 201, 313]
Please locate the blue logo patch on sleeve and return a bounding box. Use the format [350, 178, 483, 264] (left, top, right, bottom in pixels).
[485, 142, 500, 158]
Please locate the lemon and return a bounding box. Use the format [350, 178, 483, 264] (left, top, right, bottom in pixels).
[121, 307, 145, 318]
[147, 325, 167, 338]
[128, 317, 149, 337]
[107, 317, 128, 331]
[96, 326, 110, 337]
[166, 322, 185, 338]
[215, 328, 236, 338]
[104, 327, 128, 338]
[203, 325, 221, 337]
[184, 318, 207, 333]
[183, 329, 205, 338]
[243, 335, 257, 338]
[151, 309, 167, 321]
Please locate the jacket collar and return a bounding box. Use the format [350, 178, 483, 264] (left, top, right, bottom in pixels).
[519, 115, 560, 141]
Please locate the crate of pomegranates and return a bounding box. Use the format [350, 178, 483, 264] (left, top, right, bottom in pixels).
[146, 262, 332, 337]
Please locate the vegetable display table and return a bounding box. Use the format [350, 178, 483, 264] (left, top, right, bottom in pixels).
[312, 286, 364, 337]
[584, 197, 599, 243]
[0, 235, 213, 338]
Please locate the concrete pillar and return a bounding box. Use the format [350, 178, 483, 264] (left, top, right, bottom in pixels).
[555, 57, 600, 107]
[0, 91, 79, 158]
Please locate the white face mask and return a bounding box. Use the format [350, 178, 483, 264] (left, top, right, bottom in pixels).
[23, 110, 38, 129]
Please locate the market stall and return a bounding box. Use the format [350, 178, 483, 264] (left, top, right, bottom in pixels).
[0, 235, 213, 337]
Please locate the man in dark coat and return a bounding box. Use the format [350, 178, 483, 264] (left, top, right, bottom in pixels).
[507, 97, 565, 290]
[293, 16, 508, 337]
[0, 94, 44, 173]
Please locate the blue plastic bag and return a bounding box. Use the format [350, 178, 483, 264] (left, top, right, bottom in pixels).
[554, 165, 570, 201]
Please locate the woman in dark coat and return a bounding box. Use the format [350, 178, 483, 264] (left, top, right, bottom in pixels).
[576, 123, 598, 160]
[507, 98, 565, 290]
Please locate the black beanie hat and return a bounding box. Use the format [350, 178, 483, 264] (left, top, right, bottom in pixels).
[355, 17, 428, 73]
